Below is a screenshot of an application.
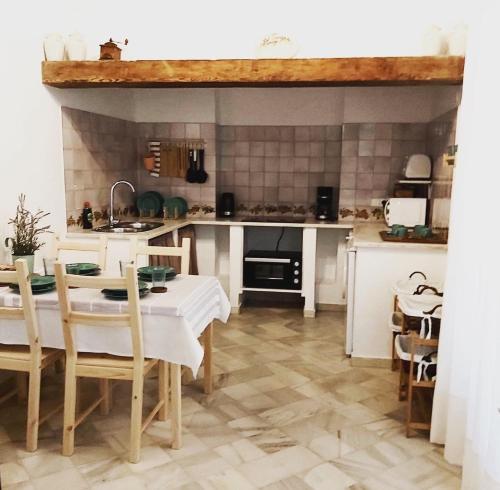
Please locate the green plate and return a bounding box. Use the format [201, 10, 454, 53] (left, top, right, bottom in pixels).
[137, 191, 164, 217]
[102, 280, 149, 296]
[138, 266, 175, 276]
[9, 283, 56, 295]
[31, 276, 56, 290]
[66, 263, 100, 274]
[104, 289, 150, 301]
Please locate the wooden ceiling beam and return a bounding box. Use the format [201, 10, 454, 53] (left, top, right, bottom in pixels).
[42, 57, 464, 88]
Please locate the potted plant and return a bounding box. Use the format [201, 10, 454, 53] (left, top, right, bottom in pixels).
[5, 194, 51, 274]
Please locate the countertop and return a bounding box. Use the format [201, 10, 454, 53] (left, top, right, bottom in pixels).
[67, 217, 354, 240]
[351, 223, 448, 250]
[67, 219, 447, 250]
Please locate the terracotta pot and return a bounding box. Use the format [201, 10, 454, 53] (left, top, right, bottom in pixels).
[143, 155, 155, 171]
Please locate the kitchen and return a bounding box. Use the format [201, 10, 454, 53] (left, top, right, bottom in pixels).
[0, 2, 499, 489]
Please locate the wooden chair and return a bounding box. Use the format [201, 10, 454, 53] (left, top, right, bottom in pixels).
[128, 236, 213, 394]
[0, 259, 64, 451]
[53, 234, 108, 270]
[53, 261, 179, 463]
[129, 236, 190, 275]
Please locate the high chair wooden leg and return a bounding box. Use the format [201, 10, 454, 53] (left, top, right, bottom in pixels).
[158, 361, 169, 421]
[26, 367, 41, 452]
[129, 373, 144, 463]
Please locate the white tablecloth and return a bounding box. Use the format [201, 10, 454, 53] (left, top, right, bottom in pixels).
[0, 275, 230, 375]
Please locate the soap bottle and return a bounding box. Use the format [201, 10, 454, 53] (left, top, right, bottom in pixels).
[82, 201, 93, 229]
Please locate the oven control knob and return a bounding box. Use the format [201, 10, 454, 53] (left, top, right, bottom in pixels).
[294, 261, 299, 266]
[294, 270, 299, 275]
[294, 279, 299, 284]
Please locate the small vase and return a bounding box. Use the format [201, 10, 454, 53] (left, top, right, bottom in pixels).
[66, 33, 86, 61]
[12, 255, 35, 274]
[448, 24, 467, 56]
[422, 26, 448, 55]
[44, 33, 65, 61]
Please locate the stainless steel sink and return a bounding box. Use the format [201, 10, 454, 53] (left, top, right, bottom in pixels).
[93, 221, 163, 233]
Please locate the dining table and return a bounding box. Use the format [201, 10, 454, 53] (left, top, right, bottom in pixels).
[0, 273, 231, 447]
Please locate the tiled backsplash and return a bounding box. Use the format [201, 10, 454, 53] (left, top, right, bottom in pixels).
[62, 107, 456, 228]
[216, 125, 341, 215]
[427, 109, 457, 228]
[339, 123, 427, 220]
[62, 109, 217, 226]
[62, 108, 137, 226]
[136, 122, 216, 216]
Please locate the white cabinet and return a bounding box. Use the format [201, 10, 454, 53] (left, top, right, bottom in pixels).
[348, 244, 447, 360]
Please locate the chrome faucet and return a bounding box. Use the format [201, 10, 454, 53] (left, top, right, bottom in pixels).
[109, 180, 135, 226]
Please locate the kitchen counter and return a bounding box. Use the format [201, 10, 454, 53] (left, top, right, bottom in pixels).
[351, 223, 448, 250]
[67, 217, 354, 239]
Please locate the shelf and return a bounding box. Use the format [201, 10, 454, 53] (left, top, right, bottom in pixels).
[42, 56, 464, 88]
[397, 180, 432, 185]
[242, 287, 302, 294]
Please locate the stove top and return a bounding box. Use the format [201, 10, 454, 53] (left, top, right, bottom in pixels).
[241, 216, 306, 223]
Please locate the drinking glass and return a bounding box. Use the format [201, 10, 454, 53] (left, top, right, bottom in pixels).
[151, 266, 167, 289]
[119, 260, 134, 277]
[43, 257, 57, 276]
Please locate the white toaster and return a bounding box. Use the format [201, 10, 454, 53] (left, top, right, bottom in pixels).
[402, 154, 432, 179]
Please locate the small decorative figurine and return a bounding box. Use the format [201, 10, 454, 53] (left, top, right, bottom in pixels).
[99, 38, 128, 60]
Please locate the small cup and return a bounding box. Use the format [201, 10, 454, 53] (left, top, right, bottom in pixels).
[119, 260, 134, 277]
[43, 257, 57, 276]
[390, 224, 407, 237]
[151, 267, 166, 289]
[414, 225, 432, 238]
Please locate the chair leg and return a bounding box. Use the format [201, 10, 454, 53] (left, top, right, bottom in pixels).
[16, 373, 28, 403]
[129, 374, 144, 463]
[62, 361, 77, 457]
[158, 361, 169, 421]
[398, 359, 407, 401]
[203, 322, 213, 395]
[54, 358, 65, 374]
[391, 332, 398, 371]
[99, 379, 111, 415]
[26, 368, 41, 452]
[170, 363, 182, 449]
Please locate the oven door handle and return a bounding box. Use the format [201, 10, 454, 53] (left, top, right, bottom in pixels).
[244, 257, 291, 264]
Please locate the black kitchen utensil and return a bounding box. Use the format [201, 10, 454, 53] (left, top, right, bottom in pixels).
[186, 149, 197, 183]
[195, 149, 208, 183]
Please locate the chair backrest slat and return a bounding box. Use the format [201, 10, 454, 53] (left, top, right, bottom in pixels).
[129, 237, 190, 275]
[0, 260, 41, 353]
[54, 234, 108, 270]
[69, 311, 131, 328]
[54, 262, 144, 364]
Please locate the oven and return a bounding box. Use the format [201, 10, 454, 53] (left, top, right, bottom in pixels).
[243, 250, 302, 290]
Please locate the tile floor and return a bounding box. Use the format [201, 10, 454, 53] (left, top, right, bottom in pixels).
[0, 308, 461, 489]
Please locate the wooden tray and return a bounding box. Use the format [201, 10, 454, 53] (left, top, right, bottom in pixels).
[379, 231, 447, 245]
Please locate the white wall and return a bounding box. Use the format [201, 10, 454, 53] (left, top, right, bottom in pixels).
[0, 0, 474, 264]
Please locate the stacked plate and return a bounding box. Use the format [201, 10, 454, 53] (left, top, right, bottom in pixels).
[137, 191, 164, 217]
[9, 276, 56, 295]
[102, 280, 150, 301]
[163, 197, 188, 219]
[66, 263, 101, 276]
[137, 266, 177, 282]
